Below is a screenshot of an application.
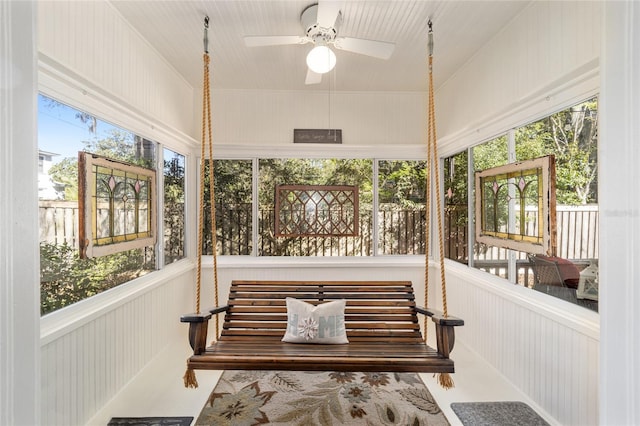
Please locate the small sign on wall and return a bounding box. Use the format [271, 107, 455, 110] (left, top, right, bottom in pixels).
[294, 129, 342, 144]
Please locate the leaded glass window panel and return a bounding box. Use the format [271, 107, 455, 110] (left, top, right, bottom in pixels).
[79, 152, 156, 258]
[475, 155, 556, 254]
[275, 185, 359, 237]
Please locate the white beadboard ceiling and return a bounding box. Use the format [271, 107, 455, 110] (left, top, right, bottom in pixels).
[110, 0, 531, 92]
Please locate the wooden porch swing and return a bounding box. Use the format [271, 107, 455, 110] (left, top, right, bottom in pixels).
[180, 19, 463, 389]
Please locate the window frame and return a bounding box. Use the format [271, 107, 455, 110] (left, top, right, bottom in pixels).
[37, 87, 193, 316]
[441, 95, 598, 295]
[203, 148, 430, 258]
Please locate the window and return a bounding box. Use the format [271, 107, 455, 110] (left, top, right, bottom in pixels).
[378, 160, 427, 255]
[202, 159, 253, 255]
[203, 158, 428, 256]
[443, 97, 598, 311]
[259, 159, 373, 256]
[164, 148, 186, 264]
[38, 95, 157, 315]
[444, 151, 468, 263]
[473, 135, 512, 277]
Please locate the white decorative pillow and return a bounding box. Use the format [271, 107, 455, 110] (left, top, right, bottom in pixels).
[282, 298, 349, 344]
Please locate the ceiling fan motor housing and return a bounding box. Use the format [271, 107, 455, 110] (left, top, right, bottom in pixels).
[300, 3, 341, 44]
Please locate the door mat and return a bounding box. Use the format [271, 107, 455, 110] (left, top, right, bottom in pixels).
[450, 401, 549, 426]
[196, 370, 449, 425]
[107, 417, 193, 426]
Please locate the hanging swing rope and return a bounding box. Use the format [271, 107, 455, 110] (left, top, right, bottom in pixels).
[194, 16, 220, 328]
[427, 21, 449, 319]
[184, 16, 220, 389]
[423, 20, 454, 389]
[203, 19, 220, 340]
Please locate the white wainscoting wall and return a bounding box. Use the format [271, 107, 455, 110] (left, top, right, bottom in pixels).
[445, 261, 599, 425]
[40, 261, 195, 426]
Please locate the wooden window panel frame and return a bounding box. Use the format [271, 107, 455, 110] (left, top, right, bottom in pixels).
[78, 152, 157, 258]
[474, 155, 556, 255]
[274, 184, 359, 237]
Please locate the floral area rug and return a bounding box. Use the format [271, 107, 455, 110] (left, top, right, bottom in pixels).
[195, 370, 449, 426]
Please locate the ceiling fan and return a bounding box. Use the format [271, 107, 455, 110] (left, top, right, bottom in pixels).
[244, 2, 395, 85]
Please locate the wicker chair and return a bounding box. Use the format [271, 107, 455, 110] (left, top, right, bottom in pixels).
[528, 254, 579, 303]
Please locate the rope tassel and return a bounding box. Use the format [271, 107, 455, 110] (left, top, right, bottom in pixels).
[437, 372, 455, 390]
[183, 366, 198, 389]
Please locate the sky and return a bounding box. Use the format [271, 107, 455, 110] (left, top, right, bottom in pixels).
[38, 94, 121, 164]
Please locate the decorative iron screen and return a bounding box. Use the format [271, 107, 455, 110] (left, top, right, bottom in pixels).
[78, 152, 156, 258]
[275, 185, 359, 237]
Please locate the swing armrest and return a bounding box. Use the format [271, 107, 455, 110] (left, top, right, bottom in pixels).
[415, 306, 464, 326]
[180, 306, 229, 355]
[181, 312, 212, 323]
[209, 305, 229, 315]
[415, 306, 464, 359]
[180, 312, 212, 355]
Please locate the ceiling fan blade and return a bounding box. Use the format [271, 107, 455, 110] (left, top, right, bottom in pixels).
[333, 37, 395, 60]
[244, 35, 307, 47]
[316, 1, 341, 28]
[305, 68, 322, 85]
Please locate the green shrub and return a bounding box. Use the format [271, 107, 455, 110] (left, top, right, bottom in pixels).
[40, 242, 155, 315]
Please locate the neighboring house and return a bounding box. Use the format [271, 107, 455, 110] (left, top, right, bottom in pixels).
[38, 150, 64, 200]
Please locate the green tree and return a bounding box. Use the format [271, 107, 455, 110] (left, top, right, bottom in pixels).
[48, 130, 155, 201]
[474, 135, 508, 171]
[256, 159, 374, 256]
[517, 98, 598, 204]
[549, 99, 598, 204]
[82, 130, 152, 167]
[164, 153, 186, 263]
[378, 160, 427, 208]
[40, 242, 154, 315]
[48, 157, 79, 200]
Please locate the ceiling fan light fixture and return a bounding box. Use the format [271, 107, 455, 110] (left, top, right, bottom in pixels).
[306, 44, 336, 74]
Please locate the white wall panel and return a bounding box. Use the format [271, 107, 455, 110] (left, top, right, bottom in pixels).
[0, 2, 40, 424]
[436, 1, 601, 153]
[599, 2, 640, 423]
[211, 89, 426, 146]
[38, 0, 195, 138]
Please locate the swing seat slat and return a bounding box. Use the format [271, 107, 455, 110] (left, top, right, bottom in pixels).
[181, 280, 463, 372]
